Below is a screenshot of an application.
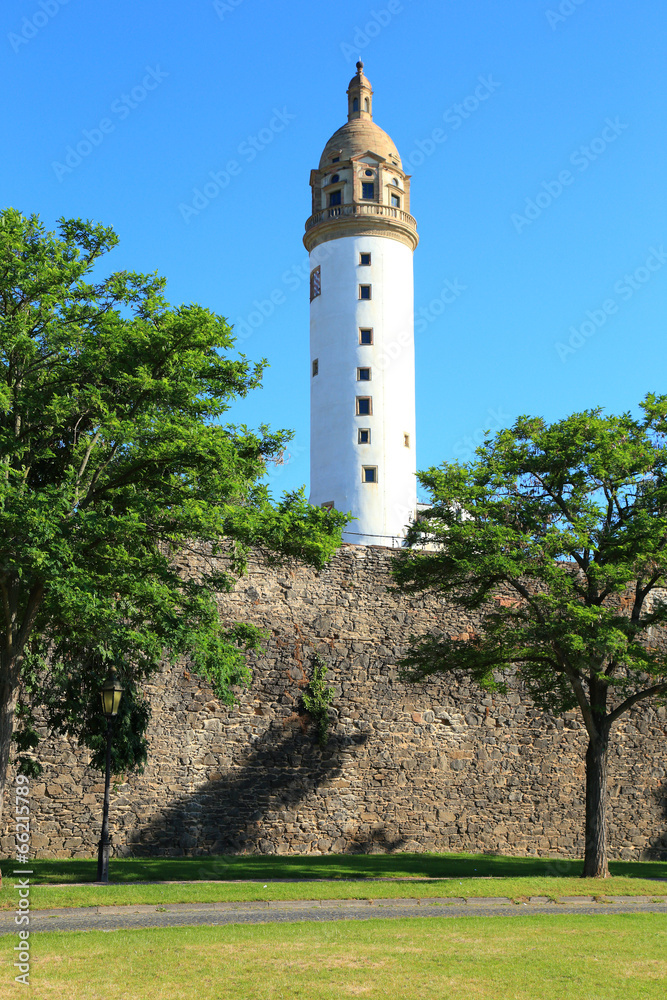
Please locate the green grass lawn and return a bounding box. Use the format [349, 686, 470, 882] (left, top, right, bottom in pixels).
[0, 914, 664, 1000]
[1, 852, 665, 911]
[6, 850, 667, 884]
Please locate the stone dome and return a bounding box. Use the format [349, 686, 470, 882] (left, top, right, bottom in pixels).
[317, 61, 403, 170]
[318, 119, 402, 171]
[347, 65, 372, 91]
[305, 63, 417, 253]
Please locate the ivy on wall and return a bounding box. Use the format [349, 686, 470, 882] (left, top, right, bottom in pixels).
[301, 654, 335, 746]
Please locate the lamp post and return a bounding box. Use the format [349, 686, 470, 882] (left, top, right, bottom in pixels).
[96, 667, 123, 883]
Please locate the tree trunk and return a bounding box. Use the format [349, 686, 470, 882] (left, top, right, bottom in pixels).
[0, 583, 44, 831]
[583, 730, 610, 877]
[0, 667, 20, 832]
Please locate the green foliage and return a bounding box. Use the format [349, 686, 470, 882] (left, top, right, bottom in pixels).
[393, 400, 667, 734]
[301, 654, 335, 746]
[42, 651, 152, 774]
[12, 698, 42, 778]
[0, 209, 349, 778]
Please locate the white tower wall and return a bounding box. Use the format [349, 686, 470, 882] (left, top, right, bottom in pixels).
[305, 62, 419, 546]
[309, 235, 416, 545]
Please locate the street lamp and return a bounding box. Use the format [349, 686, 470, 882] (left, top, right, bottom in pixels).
[96, 667, 123, 883]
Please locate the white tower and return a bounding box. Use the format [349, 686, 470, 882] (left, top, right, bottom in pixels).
[305, 63, 419, 546]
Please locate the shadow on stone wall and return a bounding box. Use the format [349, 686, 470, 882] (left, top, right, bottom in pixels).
[341, 826, 408, 855]
[124, 717, 369, 858]
[645, 780, 667, 860]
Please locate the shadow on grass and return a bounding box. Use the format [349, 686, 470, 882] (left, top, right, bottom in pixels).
[7, 851, 666, 886]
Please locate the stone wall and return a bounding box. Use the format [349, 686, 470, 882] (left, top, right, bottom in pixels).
[2, 544, 666, 860]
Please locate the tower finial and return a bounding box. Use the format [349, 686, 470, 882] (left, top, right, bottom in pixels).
[347, 63, 373, 122]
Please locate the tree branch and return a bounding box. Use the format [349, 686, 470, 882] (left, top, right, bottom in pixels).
[0, 578, 12, 651]
[606, 682, 667, 727]
[14, 582, 44, 659]
[557, 653, 598, 741]
[503, 577, 548, 625]
[74, 428, 101, 494]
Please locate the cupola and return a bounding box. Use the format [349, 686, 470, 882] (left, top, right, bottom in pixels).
[347, 61, 373, 121]
[304, 65, 418, 254]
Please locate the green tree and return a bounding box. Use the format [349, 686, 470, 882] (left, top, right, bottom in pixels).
[392, 401, 667, 877]
[0, 208, 347, 826]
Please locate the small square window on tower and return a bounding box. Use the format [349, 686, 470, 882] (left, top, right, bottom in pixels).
[391, 192, 401, 208]
[321, 501, 335, 510]
[359, 285, 371, 300]
[404, 433, 410, 447]
[312, 359, 319, 376]
[359, 252, 371, 266]
[356, 396, 372, 416]
[358, 428, 371, 444]
[310, 266, 321, 301]
[357, 367, 371, 381]
[362, 183, 374, 200]
[359, 328, 373, 345]
[362, 466, 378, 483]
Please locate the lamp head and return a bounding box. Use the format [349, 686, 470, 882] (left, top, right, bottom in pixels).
[100, 667, 123, 718]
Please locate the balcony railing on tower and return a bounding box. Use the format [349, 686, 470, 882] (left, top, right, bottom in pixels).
[305, 202, 417, 232]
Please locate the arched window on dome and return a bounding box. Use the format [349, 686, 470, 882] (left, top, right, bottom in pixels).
[352, 97, 359, 112]
[364, 97, 369, 112]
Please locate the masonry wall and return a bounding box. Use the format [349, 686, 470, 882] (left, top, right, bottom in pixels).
[2, 544, 666, 860]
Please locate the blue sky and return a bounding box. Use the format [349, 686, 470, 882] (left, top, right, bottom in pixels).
[2, 0, 666, 502]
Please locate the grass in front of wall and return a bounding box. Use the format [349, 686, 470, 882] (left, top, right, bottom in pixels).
[0, 851, 665, 910]
[3, 850, 667, 884]
[1, 914, 666, 1000]
[3, 875, 666, 912]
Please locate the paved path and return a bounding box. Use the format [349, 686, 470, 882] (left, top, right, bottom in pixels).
[2, 896, 667, 935]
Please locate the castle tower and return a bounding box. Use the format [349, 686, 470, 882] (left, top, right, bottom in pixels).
[304, 63, 419, 546]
